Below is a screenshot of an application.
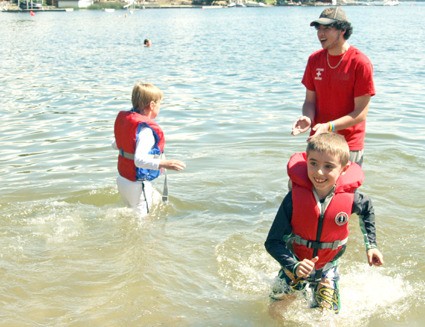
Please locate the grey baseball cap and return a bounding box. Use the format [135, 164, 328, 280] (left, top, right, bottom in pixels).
[310, 7, 349, 26]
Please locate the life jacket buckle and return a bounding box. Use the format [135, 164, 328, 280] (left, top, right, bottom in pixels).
[306, 240, 319, 249]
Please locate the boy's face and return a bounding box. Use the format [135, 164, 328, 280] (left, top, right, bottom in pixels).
[152, 100, 161, 118]
[307, 150, 347, 197]
[146, 100, 161, 119]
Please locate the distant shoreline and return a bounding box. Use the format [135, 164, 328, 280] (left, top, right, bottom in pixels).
[1, 0, 413, 13]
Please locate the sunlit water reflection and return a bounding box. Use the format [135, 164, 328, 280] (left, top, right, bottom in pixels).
[1, 4, 424, 326]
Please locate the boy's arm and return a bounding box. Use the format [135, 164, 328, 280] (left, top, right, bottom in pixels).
[264, 192, 298, 274]
[353, 192, 377, 250]
[134, 128, 160, 170]
[353, 192, 384, 266]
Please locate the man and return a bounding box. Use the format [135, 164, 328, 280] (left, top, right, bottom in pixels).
[291, 7, 375, 165]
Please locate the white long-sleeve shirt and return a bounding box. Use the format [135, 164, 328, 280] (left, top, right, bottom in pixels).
[112, 127, 161, 170]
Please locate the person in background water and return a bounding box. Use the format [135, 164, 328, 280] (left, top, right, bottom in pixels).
[112, 82, 185, 217]
[291, 7, 375, 166]
[265, 133, 383, 314]
[144, 39, 152, 47]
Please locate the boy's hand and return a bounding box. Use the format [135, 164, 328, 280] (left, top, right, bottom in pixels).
[296, 256, 319, 278]
[160, 160, 186, 171]
[367, 249, 384, 267]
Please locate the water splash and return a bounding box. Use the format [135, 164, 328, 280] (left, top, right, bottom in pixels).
[215, 231, 421, 326]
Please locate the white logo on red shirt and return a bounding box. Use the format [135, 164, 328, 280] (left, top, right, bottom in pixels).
[315, 68, 324, 80]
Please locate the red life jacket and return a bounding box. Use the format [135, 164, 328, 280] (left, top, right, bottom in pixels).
[287, 152, 364, 269]
[114, 110, 165, 181]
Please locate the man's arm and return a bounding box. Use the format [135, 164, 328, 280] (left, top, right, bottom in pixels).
[312, 94, 371, 135]
[292, 89, 316, 135]
[332, 94, 371, 131]
[302, 89, 316, 122]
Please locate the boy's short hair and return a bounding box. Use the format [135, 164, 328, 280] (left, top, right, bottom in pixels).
[306, 133, 350, 166]
[131, 82, 163, 111]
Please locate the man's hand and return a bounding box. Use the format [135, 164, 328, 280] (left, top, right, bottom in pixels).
[291, 116, 312, 136]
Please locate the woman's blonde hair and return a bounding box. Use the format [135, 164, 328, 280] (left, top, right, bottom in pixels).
[306, 133, 350, 166]
[131, 82, 163, 112]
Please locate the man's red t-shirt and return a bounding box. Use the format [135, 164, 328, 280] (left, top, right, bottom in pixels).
[302, 46, 375, 151]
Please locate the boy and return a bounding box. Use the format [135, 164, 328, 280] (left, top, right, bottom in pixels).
[265, 133, 383, 313]
[113, 82, 185, 217]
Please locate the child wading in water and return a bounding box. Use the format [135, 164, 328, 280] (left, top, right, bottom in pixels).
[265, 133, 383, 313]
[112, 82, 185, 217]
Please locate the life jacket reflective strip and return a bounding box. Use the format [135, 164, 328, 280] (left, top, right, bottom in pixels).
[287, 152, 364, 269]
[114, 110, 165, 181]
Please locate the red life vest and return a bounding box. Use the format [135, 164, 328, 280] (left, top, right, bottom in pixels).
[114, 110, 165, 181]
[287, 152, 364, 269]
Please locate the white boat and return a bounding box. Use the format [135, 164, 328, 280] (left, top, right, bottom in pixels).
[384, 0, 399, 5]
[124, 0, 136, 11]
[104, 8, 115, 12]
[368, 0, 399, 5]
[245, 1, 266, 6]
[201, 5, 223, 9]
[285, 1, 301, 5]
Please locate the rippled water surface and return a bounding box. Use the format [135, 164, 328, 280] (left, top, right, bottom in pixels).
[1, 4, 424, 326]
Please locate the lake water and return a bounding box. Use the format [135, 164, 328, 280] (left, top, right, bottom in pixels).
[1, 3, 424, 326]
